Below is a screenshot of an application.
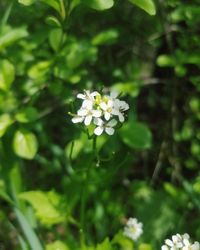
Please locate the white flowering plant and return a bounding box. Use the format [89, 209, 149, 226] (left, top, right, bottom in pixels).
[71, 90, 129, 136]
[123, 217, 143, 242]
[162, 234, 200, 250]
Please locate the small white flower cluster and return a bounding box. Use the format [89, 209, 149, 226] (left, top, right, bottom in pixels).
[72, 90, 129, 136]
[161, 233, 200, 250]
[123, 217, 143, 241]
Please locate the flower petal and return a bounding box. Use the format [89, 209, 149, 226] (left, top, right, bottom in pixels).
[94, 126, 104, 136]
[105, 127, 115, 135]
[91, 91, 99, 97]
[107, 99, 113, 107]
[100, 102, 107, 111]
[77, 93, 85, 99]
[104, 112, 111, 121]
[165, 240, 173, 247]
[111, 108, 119, 116]
[82, 100, 93, 109]
[118, 113, 125, 122]
[84, 115, 92, 126]
[161, 246, 169, 250]
[110, 91, 118, 98]
[92, 110, 102, 117]
[107, 119, 117, 127]
[94, 118, 103, 126]
[77, 109, 88, 116]
[72, 116, 84, 123]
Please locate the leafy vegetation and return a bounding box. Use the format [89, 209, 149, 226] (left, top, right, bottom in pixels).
[0, 0, 200, 249]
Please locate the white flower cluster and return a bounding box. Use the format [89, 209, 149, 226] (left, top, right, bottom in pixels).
[123, 217, 143, 241]
[72, 90, 129, 136]
[161, 233, 200, 250]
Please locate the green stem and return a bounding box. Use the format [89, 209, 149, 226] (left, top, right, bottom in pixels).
[93, 135, 97, 156]
[80, 186, 86, 247]
[80, 136, 97, 247]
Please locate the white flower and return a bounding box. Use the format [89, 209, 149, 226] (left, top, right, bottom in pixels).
[72, 115, 84, 124]
[183, 241, 200, 250]
[161, 246, 169, 250]
[161, 234, 200, 250]
[94, 118, 117, 136]
[77, 90, 99, 108]
[99, 99, 114, 121]
[166, 234, 184, 249]
[71, 90, 129, 136]
[123, 218, 143, 241]
[72, 107, 102, 126]
[112, 99, 129, 122]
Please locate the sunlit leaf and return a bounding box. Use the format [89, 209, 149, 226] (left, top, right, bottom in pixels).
[18, 0, 36, 5]
[13, 130, 38, 160]
[112, 231, 133, 250]
[139, 243, 153, 250]
[0, 114, 13, 137]
[96, 238, 112, 250]
[128, 0, 156, 15]
[0, 60, 15, 91]
[46, 241, 69, 250]
[19, 190, 66, 226]
[28, 61, 51, 79]
[83, 0, 114, 11]
[92, 29, 119, 45]
[157, 55, 175, 67]
[46, 16, 61, 27]
[0, 27, 28, 51]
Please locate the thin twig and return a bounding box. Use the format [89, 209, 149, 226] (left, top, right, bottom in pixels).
[151, 141, 167, 185]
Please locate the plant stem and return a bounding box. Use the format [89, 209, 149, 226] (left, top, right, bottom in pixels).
[93, 135, 97, 156]
[80, 136, 97, 247]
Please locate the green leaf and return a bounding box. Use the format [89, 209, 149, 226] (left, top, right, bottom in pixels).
[0, 180, 13, 204]
[112, 231, 133, 250]
[14, 208, 43, 250]
[119, 121, 152, 149]
[18, 0, 36, 5]
[19, 190, 66, 226]
[0, 114, 13, 137]
[28, 61, 51, 79]
[0, 27, 28, 51]
[49, 28, 63, 52]
[128, 0, 156, 15]
[139, 243, 153, 250]
[69, 0, 81, 13]
[13, 130, 38, 160]
[0, 60, 15, 91]
[9, 165, 23, 203]
[18, 0, 65, 20]
[46, 241, 69, 250]
[41, 0, 60, 11]
[111, 82, 140, 97]
[19, 0, 60, 11]
[45, 16, 61, 27]
[15, 107, 39, 123]
[83, 0, 114, 11]
[92, 29, 119, 45]
[156, 55, 175, 67]
[96, 238, 112, 250]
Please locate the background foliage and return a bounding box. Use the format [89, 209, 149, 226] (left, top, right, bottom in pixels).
[0, 0, 200, 249]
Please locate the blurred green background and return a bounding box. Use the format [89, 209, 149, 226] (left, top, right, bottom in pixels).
[0, 0, 200, 249]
